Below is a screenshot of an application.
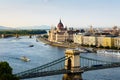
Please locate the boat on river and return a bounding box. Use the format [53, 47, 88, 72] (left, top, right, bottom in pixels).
[29, 45, 34, 47]
[20, 56, 30, 62]
[97, 50, 120, 56]
[75, 48, 88, 53]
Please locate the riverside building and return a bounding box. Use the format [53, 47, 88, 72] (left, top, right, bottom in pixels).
[114, 37, 120, 49]
[48, 20, 79, 42]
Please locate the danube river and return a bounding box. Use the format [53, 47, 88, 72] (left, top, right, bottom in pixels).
[0, 36, 120, 80]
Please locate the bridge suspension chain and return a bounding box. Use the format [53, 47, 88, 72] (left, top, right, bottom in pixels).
[80, 56, 113, 67]
[15, 56, 71, 77]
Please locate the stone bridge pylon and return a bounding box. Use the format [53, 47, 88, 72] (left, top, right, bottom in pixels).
[63, 49, 83, 80]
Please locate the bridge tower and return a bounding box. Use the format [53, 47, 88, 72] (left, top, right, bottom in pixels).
[63, 49, 82, 80]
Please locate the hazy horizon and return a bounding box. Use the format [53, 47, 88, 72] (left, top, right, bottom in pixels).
[0, 0, 120, 28]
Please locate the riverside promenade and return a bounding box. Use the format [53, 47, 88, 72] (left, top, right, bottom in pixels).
[36, 36, 119, 53]
[36, 36, 78, 48]
[36, 36, 97, 53]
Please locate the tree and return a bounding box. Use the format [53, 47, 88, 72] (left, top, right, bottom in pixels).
[0, 62, 19, 80]
[43, 34, 48, 38]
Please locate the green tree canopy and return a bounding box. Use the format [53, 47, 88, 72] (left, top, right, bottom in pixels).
[0, 61, 19, 80]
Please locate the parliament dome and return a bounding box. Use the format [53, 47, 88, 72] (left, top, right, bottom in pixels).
[57, 19, 64, 29]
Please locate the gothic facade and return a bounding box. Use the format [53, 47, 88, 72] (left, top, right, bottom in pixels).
[48, 20, 78, 42]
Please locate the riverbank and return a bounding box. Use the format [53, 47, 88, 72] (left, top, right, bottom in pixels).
[36, 36, 78, 48]
[36, 36, 97, 53]
[36, 36, 96, 53]
[36, 36, 120, 53]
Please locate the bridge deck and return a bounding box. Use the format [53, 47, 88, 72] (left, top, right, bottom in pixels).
[81, 62, 120, 72]
[18, 69, 83, 79]
[15, 56, 120, 79]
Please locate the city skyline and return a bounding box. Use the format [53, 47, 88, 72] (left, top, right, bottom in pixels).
[0, 0, 120, 28]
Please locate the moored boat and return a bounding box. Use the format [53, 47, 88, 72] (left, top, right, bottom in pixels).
[97, 50, 120, 56]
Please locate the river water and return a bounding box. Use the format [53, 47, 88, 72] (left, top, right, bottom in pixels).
[0, 36, 120, 80]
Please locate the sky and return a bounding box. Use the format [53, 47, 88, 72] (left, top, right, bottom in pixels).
[0, 0, 120, 28]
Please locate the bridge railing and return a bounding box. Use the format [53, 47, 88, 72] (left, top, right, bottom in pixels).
[15, 56, 71, 77]
[80, 56, 120, 71]
[80, 56, 113, 67]
[14, 55, 120, 79]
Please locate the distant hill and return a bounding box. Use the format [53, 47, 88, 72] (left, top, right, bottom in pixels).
[0, 26, 13, 30]
[20, 25, 50, 30]
[0, 25, 50, 30]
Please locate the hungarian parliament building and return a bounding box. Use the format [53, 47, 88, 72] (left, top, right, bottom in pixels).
[48, 20, 79, 42]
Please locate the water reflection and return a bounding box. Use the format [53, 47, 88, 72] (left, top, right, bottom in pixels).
[62, 74, 83, 80]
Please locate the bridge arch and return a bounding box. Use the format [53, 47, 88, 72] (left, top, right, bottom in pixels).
[65, 49, 80, 72]
[63, 49, 82, 80]
[67, 58, 72, 70]
[14, 49, 120, 80]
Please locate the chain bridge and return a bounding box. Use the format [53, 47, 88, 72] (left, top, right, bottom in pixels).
[15, 49, 120, 79]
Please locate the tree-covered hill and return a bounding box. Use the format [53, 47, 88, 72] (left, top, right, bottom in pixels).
[0, 29, 47, 35]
